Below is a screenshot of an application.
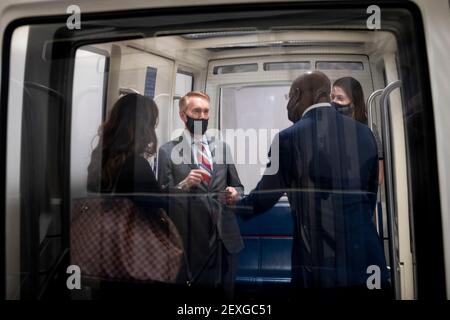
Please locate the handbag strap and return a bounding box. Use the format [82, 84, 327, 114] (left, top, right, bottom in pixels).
[184, 240, 219, 287]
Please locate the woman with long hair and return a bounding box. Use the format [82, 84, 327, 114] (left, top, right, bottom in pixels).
[83, 93, 182, 298]
[87, 93, 160, 194]
[331, 77, 384, 184]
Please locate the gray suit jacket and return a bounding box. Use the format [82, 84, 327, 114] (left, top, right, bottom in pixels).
[158, 134, 244, 264]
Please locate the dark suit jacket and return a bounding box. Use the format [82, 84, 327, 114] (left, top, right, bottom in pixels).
[238, 105, 388, 288]
[158, 134, 244, 280]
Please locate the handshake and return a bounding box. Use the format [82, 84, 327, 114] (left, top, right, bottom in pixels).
[217, 187, 241, 206]
[179, 169, 241, 206]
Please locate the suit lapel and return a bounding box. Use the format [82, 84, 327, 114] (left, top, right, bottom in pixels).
[176, 135, 197, 170]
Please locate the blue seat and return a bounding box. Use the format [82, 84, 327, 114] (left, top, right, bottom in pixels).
[236, 201, 293, 285]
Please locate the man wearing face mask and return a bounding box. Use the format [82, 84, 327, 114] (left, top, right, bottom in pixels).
[234, 71, 388, 296]
[157, 91, 244, 300]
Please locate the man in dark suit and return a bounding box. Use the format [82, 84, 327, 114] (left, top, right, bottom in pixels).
[158, 91, 243, 300]
[235, 71, 388, 291]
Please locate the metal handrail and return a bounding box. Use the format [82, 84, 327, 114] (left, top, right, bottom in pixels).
[379, 79, 402, 299]
[366, 89, 385, 236]
[367, 89, 384, 131]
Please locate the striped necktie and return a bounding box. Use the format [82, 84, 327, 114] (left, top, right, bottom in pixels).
[196, 142, 213, 184]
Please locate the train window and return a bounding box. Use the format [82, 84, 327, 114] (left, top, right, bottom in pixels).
[263, 61, 311, 71]
[2, 3, 443, 302]
[220, 85, 291, 192]
[213, 63, 258, 74]
[71, 47, 109, 200]
[175, 71, 194, 95]
[316, 61, 364, 70]
[171, 71, 195, 134]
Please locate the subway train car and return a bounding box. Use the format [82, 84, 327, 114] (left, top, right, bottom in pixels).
[0, 0, 449, 302]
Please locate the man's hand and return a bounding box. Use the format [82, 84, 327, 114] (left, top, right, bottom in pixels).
[178, 169, 205, 190]
[219, 186, 241, 206]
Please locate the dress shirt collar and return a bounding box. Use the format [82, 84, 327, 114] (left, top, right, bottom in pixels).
[302, 102, 332, 118]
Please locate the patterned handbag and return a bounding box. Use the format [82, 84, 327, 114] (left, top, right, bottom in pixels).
[70, 196, 183, 283]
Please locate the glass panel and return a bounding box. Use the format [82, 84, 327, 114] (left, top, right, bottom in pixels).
[213, 63, 258, 74]
[5, 25, 29, 300]
[264, 61, 311, 71]
[4, 5, 437, 302]
[71, 48, 107, 200]
[171, 72, 194, 137]
[6, 24, 68, 299]
[220, 85, 291, 192]
[316, 61, 364, 70]
[175, 72, 193, 96]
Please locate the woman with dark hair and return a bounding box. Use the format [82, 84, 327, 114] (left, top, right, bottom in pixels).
[331, 77, 368, 124]
[82, 93, 182, 298]
[331, 77, 384, 184]
[87, 93, 160, 194]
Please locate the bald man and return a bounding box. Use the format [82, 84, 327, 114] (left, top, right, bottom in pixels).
[237, 71, 388, 291]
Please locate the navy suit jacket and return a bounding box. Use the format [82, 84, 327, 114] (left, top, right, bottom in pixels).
[238, 105, 388, 288]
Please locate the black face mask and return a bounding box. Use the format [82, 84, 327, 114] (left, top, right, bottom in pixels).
[185, 114, 208, 135]
[331, 101, 354, 117]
